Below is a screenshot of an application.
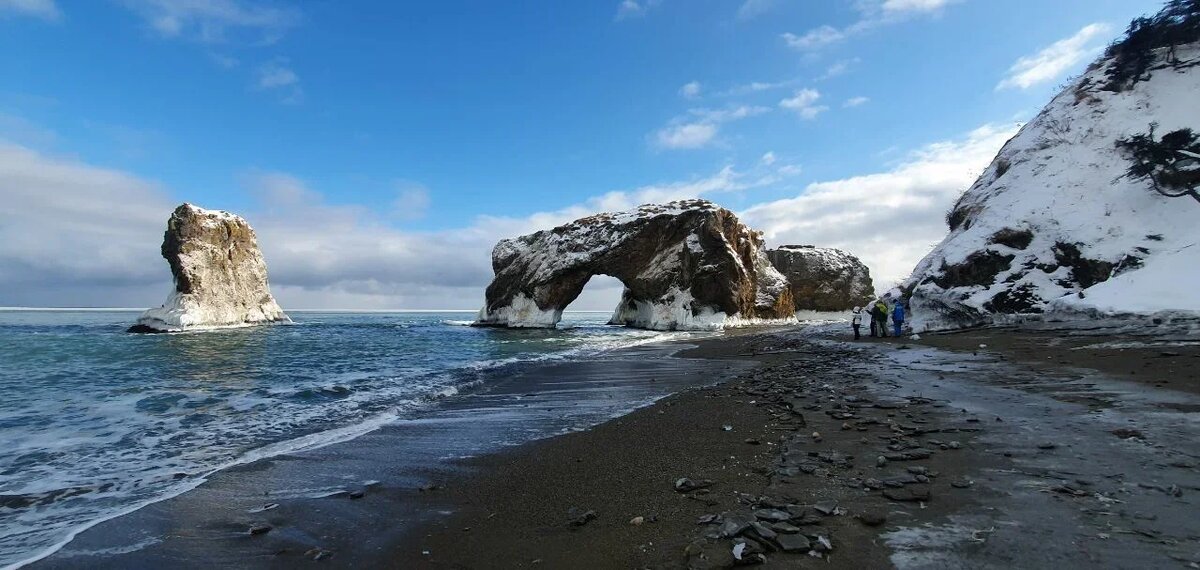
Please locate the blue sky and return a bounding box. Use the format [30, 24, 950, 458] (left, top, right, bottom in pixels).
[0, 0, 1166, 309]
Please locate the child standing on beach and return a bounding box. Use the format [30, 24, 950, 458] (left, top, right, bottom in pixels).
[851, 306, 863, 340]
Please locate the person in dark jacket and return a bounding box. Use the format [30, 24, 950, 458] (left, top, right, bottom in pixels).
[851, 306, 863, 340]
[892, 302, 906, 337]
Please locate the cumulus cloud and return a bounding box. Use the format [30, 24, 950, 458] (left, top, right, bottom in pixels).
[652, 105, 770, 150]
[0, 0, 59, 20]
[392, 181, 431, 221]
[782, 27, 845, 51]
[996, 23, 1113, 90]
[679, 80, 701, 99]
[782, 0, 956, 52]
[740, 122, 1019, 291]
[0, 127, 802, 311]
[736, 0, 775, 21]
[118, 0, 301, 44]
[614, 0, 659, 21]
[779, 89, 828, 120]
[256, 58, 303, 103]
[653, 122, 718, 150]
[843, 96, 870, 108]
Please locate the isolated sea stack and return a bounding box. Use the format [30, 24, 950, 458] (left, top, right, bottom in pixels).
[129, 204, 289, 333]
[767, 245, 875, 312]
[902, 4, 1200, 332]
[474, 199, 794, 330]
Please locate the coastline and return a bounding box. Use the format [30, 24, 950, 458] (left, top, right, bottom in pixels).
[21, 320, 1200, 569]
[386, 322, 1200, 569]
[27, 334, 748, 569]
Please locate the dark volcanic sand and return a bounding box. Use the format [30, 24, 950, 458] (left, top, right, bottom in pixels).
[389, 326, 1200, 569]
[32, 323, 1200, 569]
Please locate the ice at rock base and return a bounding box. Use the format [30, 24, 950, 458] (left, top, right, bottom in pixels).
[608, 287, 798, 331]
[133, 204, 290, 332]
[903, 38, 1200, 333]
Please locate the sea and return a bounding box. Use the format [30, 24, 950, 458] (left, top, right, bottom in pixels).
[0, 309, 711, 568]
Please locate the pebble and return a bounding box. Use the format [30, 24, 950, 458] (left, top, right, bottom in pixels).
[858, 511, 887, 526]
[249, 524, 272, 536]
[675, 478, 714, 493]
[774, 533, 811, 552]
[629, 516, 644, 526]
[569, 510, 597, 527]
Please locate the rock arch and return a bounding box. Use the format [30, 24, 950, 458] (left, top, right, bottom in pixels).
[474, 200, 794, 330]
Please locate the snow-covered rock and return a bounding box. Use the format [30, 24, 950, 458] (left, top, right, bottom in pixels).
[902, 17, 1200, 332]
[766, 245, 875, 311]
[130, 204, 289, 332]
[474, 199, 795, 330]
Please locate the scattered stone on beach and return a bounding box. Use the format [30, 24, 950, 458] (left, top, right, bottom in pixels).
[745, 438, 761, 445]
[731, 540, 767, 565]
[754, 508, 792, 522]
[304, 548, 333, 561]
[419, 483, 442, 492]
[770, 522, 801, 534]
[1037, 442, 1058, 450]
[348, 490, 366, 499]
[812, 501, 838, 516]
[249, 524, 272, 536]
[773, 533, 812, 552]
[697, 514, 719, 524]
[568, 509, 597, 527]
[675, 477, 714, 493]
[883, 486, 931, 502]
[629, 516, 645, 526]
[857, 511, 888, 527]
[247, 503, 278, 513]
[720, 515, 754, 538]
[1112, 428, 1144, 440]
[723, 425, 734, 432]
[814, 535, 834, 553]
[951, 478, 974, 489]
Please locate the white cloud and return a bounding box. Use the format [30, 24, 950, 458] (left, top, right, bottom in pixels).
[996, 23, 1113, 90]
[0, 0, 59, 20]
[782, 0, 957, 52]
[652, 105, 770, 150]
[779, 89, 828, 120]
[843, 96, 870, 108]
[782, 26, 845, 50]
[614, 0, 659, 21]
[760, 151, 776, 166]
[118, 0, 301, 44]
[256, 58, 303, 103]
[393, 181, 431, 221]
[736, 0, 775, 21]
[653, 122, 718, 150]
[740, 122, 1020, 290]
[879, 0, 955, 16]
[679, 80, 701, 99]
[819, 57, 861, 80]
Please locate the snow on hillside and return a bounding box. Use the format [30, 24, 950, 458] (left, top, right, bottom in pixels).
[902, 31, 1200, 332]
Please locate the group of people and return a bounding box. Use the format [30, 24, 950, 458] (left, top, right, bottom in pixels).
[850, 299, 905, 340]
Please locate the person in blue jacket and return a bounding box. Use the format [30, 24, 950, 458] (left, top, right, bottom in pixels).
[892, 301, 906, 337]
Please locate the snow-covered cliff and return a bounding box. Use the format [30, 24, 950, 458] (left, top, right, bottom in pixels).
[131, 204, 289, 332]
[475, 199, 795, 330]
[903, 15, 1200, 332]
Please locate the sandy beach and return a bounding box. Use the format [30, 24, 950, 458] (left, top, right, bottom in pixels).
[388, 321, 1200, 569]
[29, 319, 1200, 569]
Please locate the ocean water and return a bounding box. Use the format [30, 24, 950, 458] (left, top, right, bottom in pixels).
[0, 310, 701, 568]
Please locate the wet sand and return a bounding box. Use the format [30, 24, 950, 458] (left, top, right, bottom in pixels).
[29, 322, 1200, 569]
[388, 324, 1200, 569]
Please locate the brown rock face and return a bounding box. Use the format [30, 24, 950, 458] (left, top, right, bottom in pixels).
[474, 200, 794, 330]
[130, 204, 289, 332]
[766, 245, 875, 311]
